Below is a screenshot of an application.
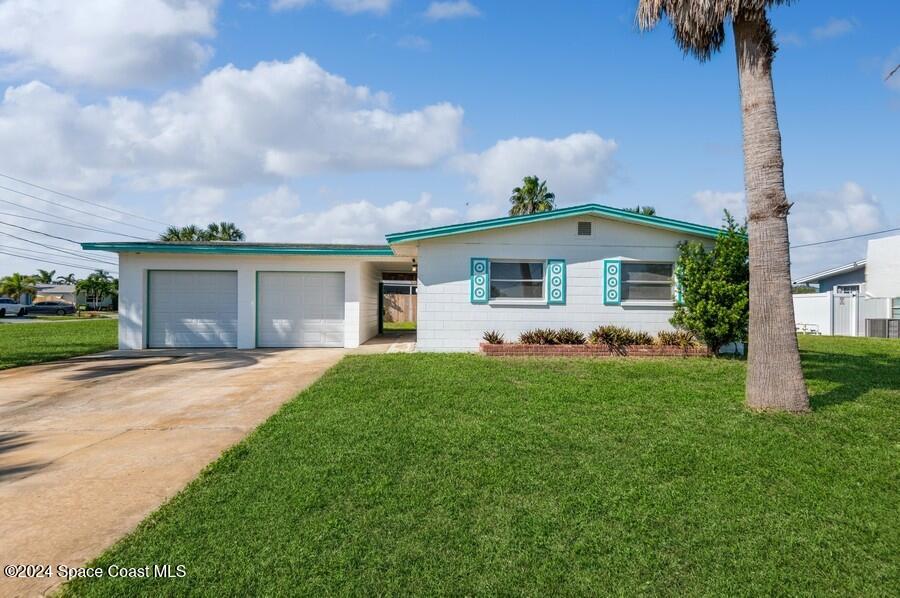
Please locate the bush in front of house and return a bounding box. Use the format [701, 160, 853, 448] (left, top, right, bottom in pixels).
[555, 328, 586, 345]
[518, 328, 559, 345]
[482, 330, 505, 344]
[656, 330, 698, 348]
[671, 211, 748, 354]
[588, 325, 641, 349]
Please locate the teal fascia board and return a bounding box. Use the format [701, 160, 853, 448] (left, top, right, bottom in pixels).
[385, 203, 731, 244]
[81, 243, 395, 256]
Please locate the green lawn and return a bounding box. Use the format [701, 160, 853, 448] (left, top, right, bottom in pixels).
[0, 319, 118, 369]
[383, 320, 416, 331]
[65, 336, 898, 596]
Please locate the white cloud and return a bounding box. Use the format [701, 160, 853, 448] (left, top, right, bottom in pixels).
[778, 32, 804, 48]
[424, 1, 481, 21]
[693, 183, 890, 276]
[163, 187, 226, 224]
[692, 190, 746, 225]
[0, 55, 464, 190]
[0, 0, 218, 88]
[245, 191, 458, 243]
[454, 132, 618, 218]
[272, 0, 395, 14]
[811, 17, 857, 41]
[397, 35, 431, 51]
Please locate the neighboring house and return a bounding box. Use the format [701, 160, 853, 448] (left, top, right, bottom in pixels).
[792, 260, 867, 295]
[22, 284, 78, 306]
[83, 204, 722, 351]
[20, 284, 114, 308]
[792, 234, 900, 337]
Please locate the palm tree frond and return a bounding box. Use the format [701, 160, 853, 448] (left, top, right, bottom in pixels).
[636, 0, 790, 61]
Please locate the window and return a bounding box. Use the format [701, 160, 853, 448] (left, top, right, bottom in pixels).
[893, 298, 900, 320]
[490, 261, 544, 300]
[383, 284, 416, 295]
[621, 263, 674, 301]
[577, 221, 592, 236]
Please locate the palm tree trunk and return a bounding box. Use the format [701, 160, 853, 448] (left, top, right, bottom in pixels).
[733, 12, 809, 412]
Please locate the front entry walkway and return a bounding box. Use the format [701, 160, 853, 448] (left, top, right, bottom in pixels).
[353, 331, 416, 354]
[0, 348, 347, 597]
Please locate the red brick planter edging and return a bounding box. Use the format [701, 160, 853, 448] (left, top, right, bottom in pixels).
[480, 343, 708, 358]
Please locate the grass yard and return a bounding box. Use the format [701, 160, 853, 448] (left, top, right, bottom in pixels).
[65, 336, 898, 596]
[383, 320, 416, 331]
[0, 319, 118, 369]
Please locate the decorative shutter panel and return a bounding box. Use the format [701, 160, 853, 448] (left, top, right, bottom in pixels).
[603, 259, 621, 305]
[547, 259, 566, 304]
[470, 257, 489, 304]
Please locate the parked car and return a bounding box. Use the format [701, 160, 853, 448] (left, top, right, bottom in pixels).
[0, 297, 28, 317]
[26, 301, 76, 316]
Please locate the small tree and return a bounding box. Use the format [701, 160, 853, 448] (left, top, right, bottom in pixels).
[509, 176, 555, 216]
[671, 212, 749, 354]
[35, 269, 56, 284]
[160, 222, 245, 241]
[0, 272, 37, 301]
[76, 270, 118, 310]
[623, 205, 656, 216]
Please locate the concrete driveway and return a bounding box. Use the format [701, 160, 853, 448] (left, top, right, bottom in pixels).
[0, 347, 347, 597]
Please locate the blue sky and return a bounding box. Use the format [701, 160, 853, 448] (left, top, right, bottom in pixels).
[0, 0, 897, 279]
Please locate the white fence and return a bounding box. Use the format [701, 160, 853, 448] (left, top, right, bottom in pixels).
[793, 292, 891, 336]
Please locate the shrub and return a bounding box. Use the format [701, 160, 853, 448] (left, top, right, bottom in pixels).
[671, 211, 748, 354]
[631, 330, 654, 345]
[482, 330, 505, 345]
[555, 328, 586, 345]
[588, 325, 634, 350]
[518, 328, 558, 345]
[656, 330, 698, 348]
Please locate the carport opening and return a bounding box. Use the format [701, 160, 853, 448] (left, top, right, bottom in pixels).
[379, 272, 416, 335]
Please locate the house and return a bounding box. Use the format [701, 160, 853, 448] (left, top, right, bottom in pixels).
[83, 204, 723, 351]
[22, 284, 78, 306]
[792, 260, 867, 295]
[792, 234, 900, 337]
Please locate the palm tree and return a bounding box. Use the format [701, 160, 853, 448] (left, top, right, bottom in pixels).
[55, 273, 77, 284]
[624, 205, 657, 216]
[0, 272, 37, 301]
[509, 176, 556, 216]
[204, 221, 245, 241]
[160, 224, 205, 241]
[34, 269, 56, 284]
[637, 0, 808, 412]
[160, 222, 245, 242]
[76, 270, 117, 310]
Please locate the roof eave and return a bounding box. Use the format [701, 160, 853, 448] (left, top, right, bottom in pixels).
[81, 242, 395, 256]
[385, 203, 727, 244]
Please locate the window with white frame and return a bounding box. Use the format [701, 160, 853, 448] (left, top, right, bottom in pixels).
[892, 298, 900, 319]
[489, 261, 544, 300]
[621, 263, 674, 301]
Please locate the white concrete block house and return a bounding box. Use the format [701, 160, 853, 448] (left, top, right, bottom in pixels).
[84, 204, 723, 352]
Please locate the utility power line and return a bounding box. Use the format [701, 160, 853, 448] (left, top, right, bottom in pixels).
[791, 225, 900, 249]
[0, 210, 147, 240]
[0, 219, 89, 246]
[0, 248, 117, 274]
[0, 171, 172, 227]
[0, 184, 161, 235]
[0, 244, 113, 269]
[0, 197, 152, 240]
[0, 230, 118, 266]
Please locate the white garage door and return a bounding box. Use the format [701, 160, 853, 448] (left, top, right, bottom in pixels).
[257, 272, 345, 348]
[148, 271, 238, 348]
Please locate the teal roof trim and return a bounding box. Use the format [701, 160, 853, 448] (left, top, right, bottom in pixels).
[385, 203, 727, 244]
[81, 242, 395, 256]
